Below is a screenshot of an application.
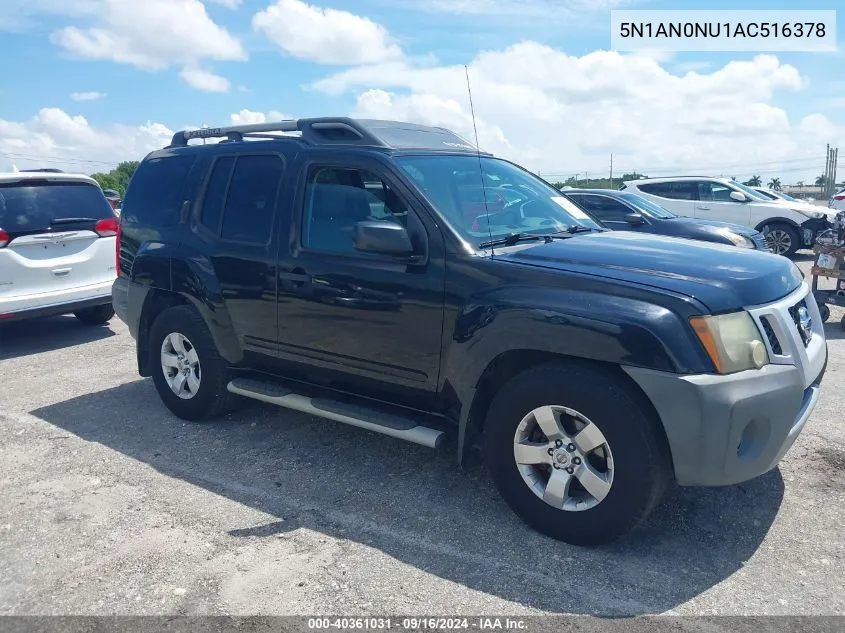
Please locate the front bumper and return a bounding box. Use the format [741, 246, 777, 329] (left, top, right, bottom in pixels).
[624, 361, 825, 486]
[624, 280, 827, 487]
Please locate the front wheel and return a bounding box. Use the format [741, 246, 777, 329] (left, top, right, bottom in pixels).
[819, 303, 830, 323]
[483, 361, 672, 546]
[764, 223, 800, 257]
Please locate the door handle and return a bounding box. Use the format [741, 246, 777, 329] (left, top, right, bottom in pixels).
[51, 268, 71, 277]
[697, 205, 711, 210]
[278, 269, 311, 288]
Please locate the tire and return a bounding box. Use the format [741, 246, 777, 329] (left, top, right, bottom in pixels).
[841, 314, 845, 331]
[819, 303, 830, 323]
[74, 304, 115, 325]
[148, 305, 231, 421]
[764, 223, 800, 257]
[483, 361, 672, 546]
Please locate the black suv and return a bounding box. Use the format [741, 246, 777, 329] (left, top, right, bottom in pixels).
[113, 118, 827, 545]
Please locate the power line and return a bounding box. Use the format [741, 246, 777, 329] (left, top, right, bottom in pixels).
[0, 151, 116, 167]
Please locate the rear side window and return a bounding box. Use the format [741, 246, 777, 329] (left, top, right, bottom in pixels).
[123, 154, 196, 226]
[0, 181, 113, 232]
[198, 154, 284, 244]
[638, 182, 697, 200]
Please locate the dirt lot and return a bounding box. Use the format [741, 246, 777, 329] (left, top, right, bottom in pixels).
[1, 258, 843, 616]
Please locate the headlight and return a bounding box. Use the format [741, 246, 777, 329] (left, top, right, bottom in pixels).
[719, 230, 755, 248]
[689, 311, 769, 374]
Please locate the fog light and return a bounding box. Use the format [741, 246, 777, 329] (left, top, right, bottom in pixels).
[750, 340, 768, 368]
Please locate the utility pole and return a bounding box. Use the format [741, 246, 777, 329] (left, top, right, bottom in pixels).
[833, 148, 839, 196]
[609, 154, 613, 190]
[824, 144, 830, 197]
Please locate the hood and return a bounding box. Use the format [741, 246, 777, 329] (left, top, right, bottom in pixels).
[495, 231, 803, 313]
[763, 198, 834, 218]
[667, 215, 758, 235]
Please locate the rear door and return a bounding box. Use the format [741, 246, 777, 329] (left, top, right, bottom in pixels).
[190, 151, 286, 369]
[0, 179, 116, 302]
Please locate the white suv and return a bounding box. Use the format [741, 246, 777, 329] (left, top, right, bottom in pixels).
[0, 171, 118, 325]
[621, 176, 830, 257]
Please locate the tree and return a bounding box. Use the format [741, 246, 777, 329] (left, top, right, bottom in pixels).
[620, 172, 647, 181]
[744, 175, 762, 186]
[768, 178, 782, 191]
[815, 174, 827, 188]
[91, 161, 139, 197]
[796, 180, 804, 188]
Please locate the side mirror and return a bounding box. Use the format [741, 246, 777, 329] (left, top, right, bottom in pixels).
[730, 191, 748, 202]
[353, 221, 415, 257]
[625, 212, 645, 225]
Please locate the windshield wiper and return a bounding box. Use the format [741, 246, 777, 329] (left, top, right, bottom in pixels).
[478, 226, 600, 249]
[478, 232, 545, 249]
[50, 217, 98, 224]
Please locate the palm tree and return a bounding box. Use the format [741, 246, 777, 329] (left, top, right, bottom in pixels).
[768, 178, 782, 191]
[745, 175, 762, 186]
[815, 174, 827, 188]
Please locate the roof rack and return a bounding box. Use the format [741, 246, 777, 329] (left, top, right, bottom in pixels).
[166, 117, 485, 154]
[168, 117, 387, 149]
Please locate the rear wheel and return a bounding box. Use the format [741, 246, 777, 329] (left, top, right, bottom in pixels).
[74, 304, 115, 325]
[819, 303, 830, 323]
[483, 361, 672, 546]
[148, 305, 231, 421]
[764, 223, 800, 257]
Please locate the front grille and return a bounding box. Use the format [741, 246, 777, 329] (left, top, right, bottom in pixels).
[760, 316, 782, 354]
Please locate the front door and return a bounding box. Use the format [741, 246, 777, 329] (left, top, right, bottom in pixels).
[694, 181, 751, 226]
[275, 154, 446, 409]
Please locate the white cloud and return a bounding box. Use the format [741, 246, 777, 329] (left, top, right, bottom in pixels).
[0, 108, 172, 174]
[253, 0, 402, 65]
[180, 66, 231, 93]
[50, 0, 246, 72]
[70, 91, 106, 101]
[229, 109, 293, 125]
[310, 43, 837, 180]
[416, 0, 633, 20]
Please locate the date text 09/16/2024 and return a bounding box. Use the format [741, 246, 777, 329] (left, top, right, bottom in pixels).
[307, 618, 527, 630]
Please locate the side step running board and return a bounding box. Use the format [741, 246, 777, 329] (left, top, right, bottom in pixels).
[227, 378, 444, 449]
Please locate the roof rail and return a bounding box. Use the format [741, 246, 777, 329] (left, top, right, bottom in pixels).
[167, 117, 388, 149]
[20, 168, 65, 173]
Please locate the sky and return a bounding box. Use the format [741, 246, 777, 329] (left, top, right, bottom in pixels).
[0, 0, 843, 184]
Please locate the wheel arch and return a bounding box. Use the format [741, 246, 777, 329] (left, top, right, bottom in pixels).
[458, 350, 675, 479]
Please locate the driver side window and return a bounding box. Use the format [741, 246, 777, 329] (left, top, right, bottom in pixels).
[698, 182, 735, 202]
[302, 167, 408, 254]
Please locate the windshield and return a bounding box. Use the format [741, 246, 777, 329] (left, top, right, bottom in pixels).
[731, 182, 769, 201]
[0, 181, 113, 232]
[619, 192, 677, 218]
[396, 155, 601, 246]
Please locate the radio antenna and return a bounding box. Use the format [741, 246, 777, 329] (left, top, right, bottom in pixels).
[465, 65, 494, 254]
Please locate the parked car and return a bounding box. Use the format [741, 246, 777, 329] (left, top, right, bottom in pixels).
[560, 188, 771, 251]
[830, 186, 845, 212]
[113, 118, 827, 546]
[0, 171, 118, 324]
[621, 176, 831, 256]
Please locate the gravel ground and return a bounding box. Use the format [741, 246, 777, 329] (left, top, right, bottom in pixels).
[0, 257, 843, 617]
